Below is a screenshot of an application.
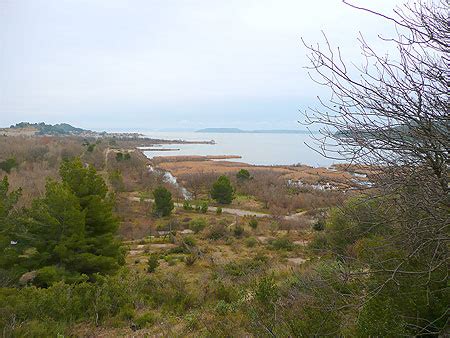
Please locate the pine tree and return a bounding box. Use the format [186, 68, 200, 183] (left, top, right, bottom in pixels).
[211, 176, 234, 204]
[152, 186, 174, 217]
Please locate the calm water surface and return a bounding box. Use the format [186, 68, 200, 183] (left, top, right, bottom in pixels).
[139, 131, 336, 167]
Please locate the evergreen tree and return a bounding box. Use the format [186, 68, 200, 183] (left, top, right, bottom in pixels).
[152, 187, 174, 217]
[7, 158, 125, 285]
[236, 169, 251, 181]
[211, 176, 233, 204]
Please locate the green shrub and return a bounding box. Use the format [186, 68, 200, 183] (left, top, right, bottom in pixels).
[236, 169, 252, 181]
[0, 158, 18, 173]
[115, 152, 124, 161]
[233, 225, 245, 238]
[215, 300, 233, 315]
[189, 218, 207, 234]
[216, 207, 223, 215]
[211, 176, 234, 204]
[147, 254, 159, 273]
[200, 201, 209, 213]
[134, 311, 156, 328]
[153, 187, 174, 217]
[182, 235, 196, 247]
[312, 219, 325, 231]
[184, 254, 197, 266]
[269, 237, 294, 251]
[248, 218, 258, 229]
[223, 258, 265, 277]
[86, 144, 95, 152]
[183, 201, 194, 210]
[109, 169, 124, 192]
[245, 237, 258, 248]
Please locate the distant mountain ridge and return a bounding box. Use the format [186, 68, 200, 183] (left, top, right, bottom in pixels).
[196, 128, 311, 134]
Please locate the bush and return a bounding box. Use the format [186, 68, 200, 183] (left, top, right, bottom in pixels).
[134, 312, 156, 329]
[215, 300, 233, 315]
[109, 169, 124, 192]
[184, 254, 197, 266]
[189, 218, 207, 234]
[211, 176, 234, 204]
[152, 187, 174, 217]
[233, 225, 245, 238]
[147, 255, 159, 273]
[183, 201, 194, 210]
[216, 207, 222, 215]
[206, 223, 229, 240]
[236, 169, 251, 181]
[182, 235, 196, 247]
[200, 201, 209, 213]
[0, 158, 18, 173]
[115, 152, 124, 161]
[248, 218, 258, 229]
[86, 144, 95, 152]
[312, 219, 325, 231]
[245, 237, 258, 248]
[223, 258, 265, 277]
[269, 237, 294, 251]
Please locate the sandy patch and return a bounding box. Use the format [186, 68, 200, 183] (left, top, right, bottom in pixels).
[287, 257, 307, 265]
[128, 250, 143, 256]
[293, 240, 309, 246]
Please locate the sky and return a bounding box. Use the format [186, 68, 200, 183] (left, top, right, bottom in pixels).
[0, 0, 402, 131]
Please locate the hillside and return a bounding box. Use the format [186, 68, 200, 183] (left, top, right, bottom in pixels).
[9, 122, 90, 135]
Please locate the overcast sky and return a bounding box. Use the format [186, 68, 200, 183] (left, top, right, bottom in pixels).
[0, 0, 402, 131]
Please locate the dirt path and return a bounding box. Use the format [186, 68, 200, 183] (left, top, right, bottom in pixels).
[128, 196, 307, 219]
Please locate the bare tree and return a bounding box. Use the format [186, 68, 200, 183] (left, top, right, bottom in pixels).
[300, 0, 448, 334]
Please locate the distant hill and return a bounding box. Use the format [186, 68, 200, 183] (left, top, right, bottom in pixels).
[9, 122, 90, 135]
[196, 128, 311, 134]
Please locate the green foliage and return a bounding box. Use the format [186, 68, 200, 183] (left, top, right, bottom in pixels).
[245, 237, 258, 248]
[323, 197, 389, 255]
[269, 236, 294, 251]
[0, 176, 21, 220]
[183, 201, 193, 210]
[236, 169, 251, 181]
[189, 218, 207, 234]
[0, 158, 18, 173]
[115, 152, 124, 161]
[232, 225, 245, 238]
[182, 235, 196, 247]
[248, 218, 258, 229]
[115, 152, 131, 162]
[109, 169, 124, 192]
[134, 311, 156, 329]
[184, 253, 197, 266]
[211, 176, 234, 204]
[312, 218, 325, 231]
[223, 258, 266, 277]
[152, 187, 174, 217]
[216, 206, 222, 215]
[86, 144, 95, 152]
[147, 254, 159, 273]
[0, 159, 123, 285]
[0, 270, 143, 335]
[200, 201, 208, 213]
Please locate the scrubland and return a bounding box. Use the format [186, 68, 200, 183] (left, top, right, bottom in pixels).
[0, 134, 446, 336]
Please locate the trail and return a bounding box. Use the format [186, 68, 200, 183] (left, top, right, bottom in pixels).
[128, 196, 307, 219]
